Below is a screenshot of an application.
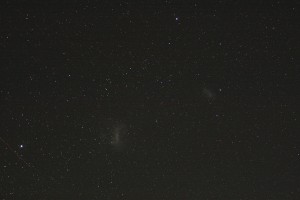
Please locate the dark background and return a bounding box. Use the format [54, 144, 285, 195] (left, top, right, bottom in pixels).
[0, 0, 299, 199]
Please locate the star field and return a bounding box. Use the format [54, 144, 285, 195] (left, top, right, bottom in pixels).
[0, 1, 299, 199]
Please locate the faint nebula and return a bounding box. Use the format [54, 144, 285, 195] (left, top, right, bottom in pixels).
[202, 88, 216, 101]
[110, 123, 127, 151]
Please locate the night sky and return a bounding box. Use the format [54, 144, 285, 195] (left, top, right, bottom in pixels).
[0, 1, 299, 199]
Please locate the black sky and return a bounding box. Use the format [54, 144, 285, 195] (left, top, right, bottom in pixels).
[0, 0, 299, 199]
